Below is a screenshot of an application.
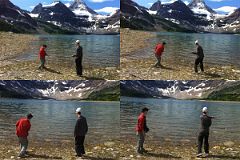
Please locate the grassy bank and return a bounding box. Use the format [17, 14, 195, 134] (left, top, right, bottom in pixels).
[120, 29, 240, 80]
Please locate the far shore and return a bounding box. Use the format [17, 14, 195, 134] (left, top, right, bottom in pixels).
[120, 28, 240, 80]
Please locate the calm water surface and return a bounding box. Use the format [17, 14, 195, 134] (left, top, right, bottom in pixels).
[0, 98, 120, 144]
[132, 32, 240, 67]
[17, 34, 120, 68]
[121, 96, 240, 145]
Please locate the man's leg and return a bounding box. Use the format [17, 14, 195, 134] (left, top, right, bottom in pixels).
[75, 136, 82, 156]
[137, 132, 144, 153]
[154, 55, 161, 67]
[38, 58, 45, 69]
[197, 132, 204, 155]
[79, 136, 85, 155]
[18, 137, 28, 157]
[195, 58, 200, 73]
[200, 58, 204, 72]
[75, 59, 82, 76]
[204, 133, 209, 154]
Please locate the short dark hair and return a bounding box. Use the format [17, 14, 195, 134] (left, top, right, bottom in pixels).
[162, 42, 166, 45]
[142, 107, 149, 112]
[43, 45, 47, 48]
[27, 113, 33, 119]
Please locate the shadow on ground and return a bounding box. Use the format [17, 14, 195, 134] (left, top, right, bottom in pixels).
[83, 155, 115, 160]
[144, 152, 181, 159]
[28, 153, 62, 159]
[204, 72, 221, 78]
[208, 154, 240, 159]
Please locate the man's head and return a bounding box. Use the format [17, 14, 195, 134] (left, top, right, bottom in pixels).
[27, 113, 33, 120]
[142, 107, 149, 116]
[162, 41, 166, 45]
[202, 107, 208, 114]
[75, 40, 80, 46]
[76, 107, 81, 116]
[195, 40, 199, 46]
[43, 44, 47, 48]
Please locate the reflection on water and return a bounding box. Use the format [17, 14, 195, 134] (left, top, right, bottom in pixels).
[134, 32, 240, 67]
[0, 98, 120, 144]
[121, 96, 240, 145]
[18, 34, 120, 68]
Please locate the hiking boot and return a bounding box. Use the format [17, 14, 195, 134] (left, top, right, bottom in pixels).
[76, 154, 82, 157]
[205, 153, 209, 157]
[196, 153, 202, 157]
[142, 148, 148, 153]
[137, 150, 143, 154]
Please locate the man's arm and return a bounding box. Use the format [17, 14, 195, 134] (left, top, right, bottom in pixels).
[16, 120, 19, 127]
[85, 118, 88, 134]
[138, 117, 144, 132]
[74, 120, 79, 137]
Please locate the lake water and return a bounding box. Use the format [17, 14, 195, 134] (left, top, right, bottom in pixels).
[0, 98, 120, 144]
[133, 32, 240, 67]
[17, 34, 120, 68]
[121, 96, 240, 145]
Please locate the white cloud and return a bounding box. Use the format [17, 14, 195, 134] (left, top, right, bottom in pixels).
[29, 6, 35, 9]
[184, 1, 189, 5]
[65, 3, 71, 7]
[148, 3, 154, 6]
[214, 6, 237, 13]
[209, 0, 229, 2]
[94, 7, 119, 14]
[89, 0, 114, 2]
[161, 0, 178, 4]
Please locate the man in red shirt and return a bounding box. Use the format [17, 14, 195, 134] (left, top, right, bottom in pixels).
[16, 113, 33, 158]
[154, 41, 166, 68]
[135, 107, 149, 154]
[38, 45, 48, 70]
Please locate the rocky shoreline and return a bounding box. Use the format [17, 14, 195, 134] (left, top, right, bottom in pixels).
[1, 139, 239, 160]
[120, 29, 240, 80]
[0, 32, 36, 66]
[0, 32, 119, 80]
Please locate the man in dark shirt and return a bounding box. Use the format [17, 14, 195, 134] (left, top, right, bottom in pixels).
[197, 107, 214, 158]
[72, 40, 83, 76]
[192, 40, 204, 73]
[74, 107, 88, 157]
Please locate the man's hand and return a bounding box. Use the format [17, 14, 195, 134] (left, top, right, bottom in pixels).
[72, 55, 76, 57]
[136, 132, 139, 136]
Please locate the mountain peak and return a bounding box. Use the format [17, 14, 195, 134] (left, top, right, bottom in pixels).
[69, 0, 97, 16]
[150, 0, 162, 11]
[188, 0, 216, 14]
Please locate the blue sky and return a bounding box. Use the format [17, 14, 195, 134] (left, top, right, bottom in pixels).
[135, 0, 240, 14]
[11, 0, 120, 14]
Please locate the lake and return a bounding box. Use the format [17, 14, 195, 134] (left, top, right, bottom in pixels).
[17, 34, 120, 68]
[132, 32, 240, 67]
[121, 96, 240, 145]
[0, 98, 120, 144]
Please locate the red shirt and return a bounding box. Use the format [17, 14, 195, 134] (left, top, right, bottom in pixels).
[39, 47, 46, 59]
[155, 44, 165, 56]
[135, 113, 145, 132]
[16, 118, 31, 137]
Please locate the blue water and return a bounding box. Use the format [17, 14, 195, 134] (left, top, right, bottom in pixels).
[0, 98, 120, 144]
[137, 32, 240, 67]
[18, 34, 120, 68]
[121, 96, 240, 145]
